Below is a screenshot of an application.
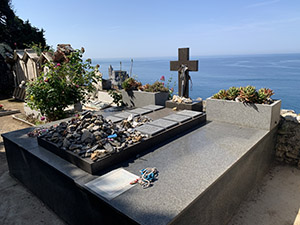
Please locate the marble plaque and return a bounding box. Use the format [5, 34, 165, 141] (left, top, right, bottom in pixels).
[135, 124, 165, 136]
[142, 105, 164, 111]
[105, 116, 123, 123]
[149, 119, 178, 129]
[113, 111, 138, 119]
[163, 114, 191, 123]
[177, 110, 203, 118]
[128, 108, 152, 115]
[85, 168, 139, 200]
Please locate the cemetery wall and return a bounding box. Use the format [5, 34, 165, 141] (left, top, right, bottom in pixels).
[275, 110, 300, 168]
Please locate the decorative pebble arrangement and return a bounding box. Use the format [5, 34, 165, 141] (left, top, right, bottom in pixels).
[39, 111, 152, 162]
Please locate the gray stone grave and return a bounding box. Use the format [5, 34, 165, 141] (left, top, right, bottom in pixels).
[0, 95, 280, 225]
[2, 113, 277, 225]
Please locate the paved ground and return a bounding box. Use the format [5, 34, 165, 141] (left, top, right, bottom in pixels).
[0, 97, 300, 225]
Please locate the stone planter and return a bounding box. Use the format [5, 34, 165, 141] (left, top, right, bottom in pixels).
[121, 90, 169, 108]
[206, 97, 281, 130]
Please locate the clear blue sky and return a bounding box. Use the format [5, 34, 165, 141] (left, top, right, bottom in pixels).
[11, 0, 300, 58]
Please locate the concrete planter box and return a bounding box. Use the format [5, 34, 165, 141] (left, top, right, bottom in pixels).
[206, 97, 281, 130]
[121, 90, 169, 108]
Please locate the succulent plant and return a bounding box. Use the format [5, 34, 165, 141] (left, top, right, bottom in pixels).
[212, 85, 274, 104]
[212, 89, 228, 99]
[212, 93, 220, 99]
[227, 87, 240, 100]
[258, 88, 274, 104]
[239, 85, 258, 103]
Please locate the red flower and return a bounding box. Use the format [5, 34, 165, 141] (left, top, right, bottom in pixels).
[40, 116, 46, 121]
[160, 75, 165, 81]
[162, 82, 165, 86]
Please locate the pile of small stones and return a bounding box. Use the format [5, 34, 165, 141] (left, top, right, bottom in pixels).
[39, 111, 150, 162]
[171, 95, 193, 104]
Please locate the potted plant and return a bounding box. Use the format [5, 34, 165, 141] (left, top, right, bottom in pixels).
[121, 76, 172, 108]
[206, 86, 281, 130]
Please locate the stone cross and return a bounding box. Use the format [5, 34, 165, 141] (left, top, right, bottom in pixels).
[170, 48, 198, 98]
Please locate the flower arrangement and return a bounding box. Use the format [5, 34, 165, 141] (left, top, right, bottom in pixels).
[122, 75, 175, 98]
[212, 86, 274, 104]
[26, 48, 101, 121]
[121, 77, 142, 91]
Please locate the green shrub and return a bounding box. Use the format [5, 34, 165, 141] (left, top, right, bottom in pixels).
[108, 90, 123, 106]
[26, 49, 100, 121]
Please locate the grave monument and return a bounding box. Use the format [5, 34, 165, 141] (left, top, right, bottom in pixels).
[166, 48, 203, 111]
[2, 49, 279, 224]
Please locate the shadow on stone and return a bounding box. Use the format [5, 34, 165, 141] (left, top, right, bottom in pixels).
[243, 102, 259, 112]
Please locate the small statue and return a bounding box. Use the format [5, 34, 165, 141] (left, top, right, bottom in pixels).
[179, 64, 190, 98]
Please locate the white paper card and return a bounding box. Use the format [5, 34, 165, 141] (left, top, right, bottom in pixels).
[85, 168, 139, 200]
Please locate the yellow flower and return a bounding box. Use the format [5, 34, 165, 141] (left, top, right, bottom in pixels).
[30, 95, 34, 101]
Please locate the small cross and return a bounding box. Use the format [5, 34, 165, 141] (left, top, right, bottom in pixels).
[170, 48, 198, 98]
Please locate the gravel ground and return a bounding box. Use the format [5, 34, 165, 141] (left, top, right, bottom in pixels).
[0, 97, 66, 225]
[0, 97, 300, 225]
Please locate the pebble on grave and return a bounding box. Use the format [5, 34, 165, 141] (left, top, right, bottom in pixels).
[38, 112, 151, 162]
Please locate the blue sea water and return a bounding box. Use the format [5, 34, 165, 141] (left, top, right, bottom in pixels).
[92, 53, 300, 113]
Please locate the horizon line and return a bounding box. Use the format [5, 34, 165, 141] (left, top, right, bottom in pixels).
[89, 52, 300, 60]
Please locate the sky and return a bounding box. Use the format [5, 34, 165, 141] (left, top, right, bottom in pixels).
[11, 0, 300, 58]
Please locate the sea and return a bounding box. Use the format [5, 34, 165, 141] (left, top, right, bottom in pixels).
[92, 53, 300, 113]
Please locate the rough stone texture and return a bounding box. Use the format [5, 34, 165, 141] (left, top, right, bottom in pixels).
[206, 98, 281, 131]
[275, 110, 300, 168]
[121, 90, 169, 108]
